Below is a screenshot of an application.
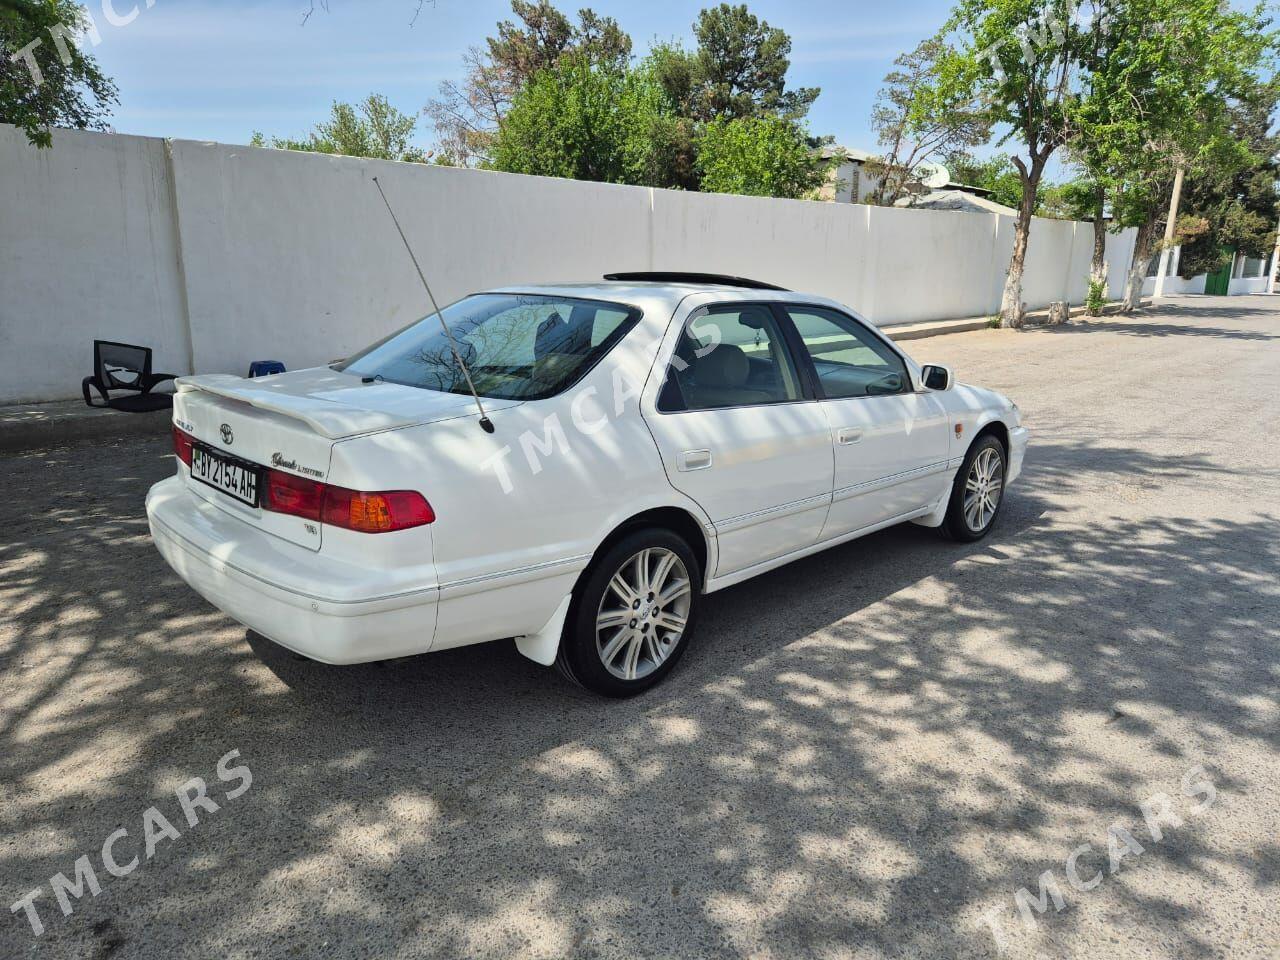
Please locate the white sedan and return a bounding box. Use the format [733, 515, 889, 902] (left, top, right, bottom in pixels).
[147, 274, 1027, 696]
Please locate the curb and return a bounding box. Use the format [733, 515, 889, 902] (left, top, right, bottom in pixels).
[0, 403, 171, 454]
[884, 298, 1154, 341]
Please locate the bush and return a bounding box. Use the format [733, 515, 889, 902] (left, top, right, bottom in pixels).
[695, 115, 827, 199]
[1086, 267, 1108, 316]
[491, 56, 675, 187]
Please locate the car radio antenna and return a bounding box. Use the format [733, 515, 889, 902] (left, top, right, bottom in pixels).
[371, 176, 495, 434]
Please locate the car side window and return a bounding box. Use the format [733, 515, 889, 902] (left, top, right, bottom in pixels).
[590, 307, 633, 346]
[657, 304, 802, 412]
[785, 306, 910, 399]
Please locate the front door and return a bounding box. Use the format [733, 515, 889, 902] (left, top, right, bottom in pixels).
[643, 303, 834, 577]
[780, 305, 952, 538]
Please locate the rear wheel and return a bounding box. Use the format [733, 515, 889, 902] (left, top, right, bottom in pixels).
[556, 528, 700, 697]
[943, 434, 1006, 542]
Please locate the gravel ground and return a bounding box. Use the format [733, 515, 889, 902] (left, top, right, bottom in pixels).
[1, 296, 1277, 959]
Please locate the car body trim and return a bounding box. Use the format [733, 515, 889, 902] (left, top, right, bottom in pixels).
[149, 510, 440, 609]
[713, 491, 833, 534]
[832, 459, 953, 503]
[436, 554, 593, 600]
[152, 507, 587, 609]
[706, 504, 935, 593]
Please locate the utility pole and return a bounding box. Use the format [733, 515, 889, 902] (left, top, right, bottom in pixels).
[1152, 165, 1185, 299]
[1269, 210, 1280, 294]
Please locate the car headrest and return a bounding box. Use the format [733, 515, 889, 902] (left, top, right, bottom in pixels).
[534, 312, 567, 360]
[695, 344, 750, 388]
[534, 310, 593, 360]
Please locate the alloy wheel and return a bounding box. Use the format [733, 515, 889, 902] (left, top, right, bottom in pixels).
[963, 446, 1004, 533]
[595, 547, 692, 681]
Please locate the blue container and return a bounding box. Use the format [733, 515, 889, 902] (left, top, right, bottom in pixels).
[247, 360, 286, 378]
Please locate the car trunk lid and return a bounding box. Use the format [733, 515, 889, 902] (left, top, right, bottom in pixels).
[172, 368, 520, 550]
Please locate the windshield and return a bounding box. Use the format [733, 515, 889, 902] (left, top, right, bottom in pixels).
[338, 294, 641, 400]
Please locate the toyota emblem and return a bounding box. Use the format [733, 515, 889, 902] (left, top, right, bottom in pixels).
[220, 424, 234, 445]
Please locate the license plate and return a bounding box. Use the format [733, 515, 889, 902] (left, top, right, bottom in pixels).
[191, 444, 260, 507]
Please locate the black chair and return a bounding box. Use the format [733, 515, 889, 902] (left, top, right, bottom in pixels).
[82, 340, 177, 412]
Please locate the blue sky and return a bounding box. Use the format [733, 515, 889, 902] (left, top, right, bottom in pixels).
[86, 0, 953, 152]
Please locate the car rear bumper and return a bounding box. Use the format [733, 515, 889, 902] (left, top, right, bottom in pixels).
[1007, 425, 1029, 483]
[146, 476, 438, 664]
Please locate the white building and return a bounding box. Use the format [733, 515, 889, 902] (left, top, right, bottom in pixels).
[817, 145, 995, 207]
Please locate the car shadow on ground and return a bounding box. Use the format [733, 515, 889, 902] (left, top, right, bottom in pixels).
[1, 434, 1276, 958]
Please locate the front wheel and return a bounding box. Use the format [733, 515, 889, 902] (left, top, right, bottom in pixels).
[556, 528, 701, 697]
[943, 434, 1007, 542]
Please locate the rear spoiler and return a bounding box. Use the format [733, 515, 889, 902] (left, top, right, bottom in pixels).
[175, 374, 415, 440]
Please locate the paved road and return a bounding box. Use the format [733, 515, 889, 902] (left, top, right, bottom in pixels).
[2, 296, 1277, 959]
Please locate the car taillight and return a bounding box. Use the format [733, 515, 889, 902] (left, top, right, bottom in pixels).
[172, 426, 194, 466]
[322, 488, 435, 533]
[262, 469, 434, 533]
[263, 470, 324, 522]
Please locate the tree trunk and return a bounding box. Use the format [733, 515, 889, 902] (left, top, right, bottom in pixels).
[999, 164, 1042, 328]
[1087, 187, 1108, 317]
[1123, 219, 1155, 312]
[1091, 188, 1106, 274]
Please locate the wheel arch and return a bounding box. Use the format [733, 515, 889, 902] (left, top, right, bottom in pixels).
[517, 504, 714, 670]
[588, 506, 711, 584]
[972, 417, 1009, 457]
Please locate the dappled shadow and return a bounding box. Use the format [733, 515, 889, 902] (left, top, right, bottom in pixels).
[1034, 319, 1279, 341]
[2, 421, 1277, 958]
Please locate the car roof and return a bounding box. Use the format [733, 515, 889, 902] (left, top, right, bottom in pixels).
[487, 280, 836, 314]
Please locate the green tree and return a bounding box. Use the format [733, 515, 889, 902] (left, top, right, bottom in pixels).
[644, 6, 823, 191]
[425, 1, 630, 166]
[644, 42, 701, 189]
[695, 115, 828, 198]
[251, 94, 428, 162]
[866, 38, 990, 205]
[491, 55, 675, 186]
[1176, 93, 1279, 279]
[1070, 0, 1275, 309]
[689, 3, 819, 122]
[943, 151, 1026, 209]
[0, 0, 117, 147]
[930, 0, 1090, 326]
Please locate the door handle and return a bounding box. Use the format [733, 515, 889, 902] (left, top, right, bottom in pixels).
[837, 428, 863, 445]
[677, 449, 712, 472]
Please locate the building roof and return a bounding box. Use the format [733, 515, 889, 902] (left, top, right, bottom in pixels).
[895, 189, 1020, 217]
[820, 145, 877, 163]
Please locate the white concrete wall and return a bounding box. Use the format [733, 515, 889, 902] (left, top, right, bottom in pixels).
[1143, 273, 1205, 296]
[167, 139, 653, 378]
[1, 124, 1145, 403]
[0, 125, 191, 404]
[1229, 276, 1267, 295]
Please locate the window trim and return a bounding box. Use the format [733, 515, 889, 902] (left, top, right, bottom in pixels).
[774, 302, 914, 401]
[655, 300, 818, 415]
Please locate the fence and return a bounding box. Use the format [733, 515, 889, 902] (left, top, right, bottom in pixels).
[0, 123, 1138, 404]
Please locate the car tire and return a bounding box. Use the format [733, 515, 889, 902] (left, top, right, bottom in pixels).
[942, 433, 1007, 542]
[555, 528, 701, 697]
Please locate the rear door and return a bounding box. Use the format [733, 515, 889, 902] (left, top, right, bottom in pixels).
[642, 302, 834, 577]
[779, 305, 952, 537]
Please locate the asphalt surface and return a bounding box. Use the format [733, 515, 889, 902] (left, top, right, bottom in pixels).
[2, 296, 1277, 959]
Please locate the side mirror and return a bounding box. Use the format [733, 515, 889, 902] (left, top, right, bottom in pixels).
[921, 364, 954, 391]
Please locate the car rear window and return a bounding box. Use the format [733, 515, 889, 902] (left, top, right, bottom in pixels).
[338, 294, 641, 400]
